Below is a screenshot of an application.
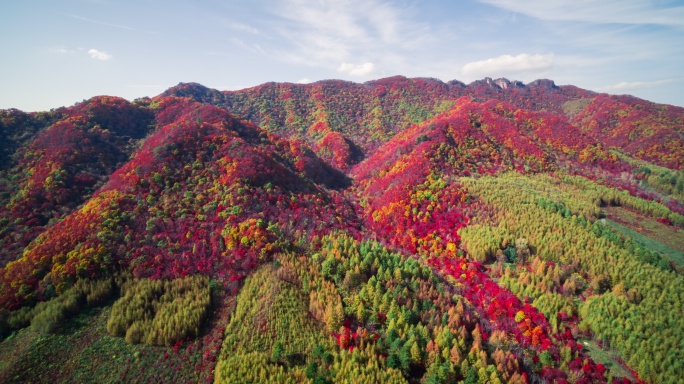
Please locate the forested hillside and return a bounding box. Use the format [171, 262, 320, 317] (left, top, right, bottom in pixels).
[1, 76, 683, 383]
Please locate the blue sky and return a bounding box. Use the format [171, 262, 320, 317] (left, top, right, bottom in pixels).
[1, 0, 683, 111]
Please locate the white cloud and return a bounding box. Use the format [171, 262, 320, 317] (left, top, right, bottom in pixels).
[461, 53, 554, 77]
[88, 49, 112, 61]
[271, 0, 432, 72]
[297, 78, 312, 84]
[338, 62, 377, 77]
[478, 0, 684, 27]
[600, 79, 677, 91]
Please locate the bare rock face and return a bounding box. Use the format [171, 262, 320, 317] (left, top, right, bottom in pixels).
[494, 78, 525, 89]
[467, 77, 526, 91]
[471, 77, 555, 91]
[493, 78, 510, 89]
[527, 79, 557, 89]
[467, 77, 498, 89]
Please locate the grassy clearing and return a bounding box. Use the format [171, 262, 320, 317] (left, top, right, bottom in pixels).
[580, 339, 634, 381]
[604, 206, 684, 266]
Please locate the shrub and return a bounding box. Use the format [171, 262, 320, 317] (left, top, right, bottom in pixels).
[30, 289, 81, 334]
[74, 277, 116, 306]
[6, 306, 34, 331]
[125, 321, 143, 344]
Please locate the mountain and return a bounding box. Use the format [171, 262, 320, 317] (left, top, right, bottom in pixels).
[0, 76, 683, 383]
[163, 76, 684, 170]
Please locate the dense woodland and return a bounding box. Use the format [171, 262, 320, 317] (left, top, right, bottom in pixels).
[0, 76, 683, 383]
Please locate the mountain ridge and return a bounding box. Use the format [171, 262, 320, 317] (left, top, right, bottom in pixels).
[0, 76, 683, 383]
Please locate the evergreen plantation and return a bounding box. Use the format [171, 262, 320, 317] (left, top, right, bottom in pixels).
[0, 76, 683, 383]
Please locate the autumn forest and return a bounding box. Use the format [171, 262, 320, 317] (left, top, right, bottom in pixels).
[0, 76, 683, 383]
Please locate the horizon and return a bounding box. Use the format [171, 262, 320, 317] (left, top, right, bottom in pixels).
[5, 75, 681, 113]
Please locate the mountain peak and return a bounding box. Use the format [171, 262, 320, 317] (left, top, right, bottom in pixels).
[159, 82, 224, 104]
[527, 78, 557, 89]
[467, 77, 551, 90]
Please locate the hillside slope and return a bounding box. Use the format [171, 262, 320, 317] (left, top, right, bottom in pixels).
[1, 77, 683, 383]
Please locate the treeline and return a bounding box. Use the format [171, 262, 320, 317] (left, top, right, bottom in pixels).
[106, 275, 211, 345]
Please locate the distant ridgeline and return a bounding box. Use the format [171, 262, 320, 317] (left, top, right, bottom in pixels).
[0, 76, 683, 383]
